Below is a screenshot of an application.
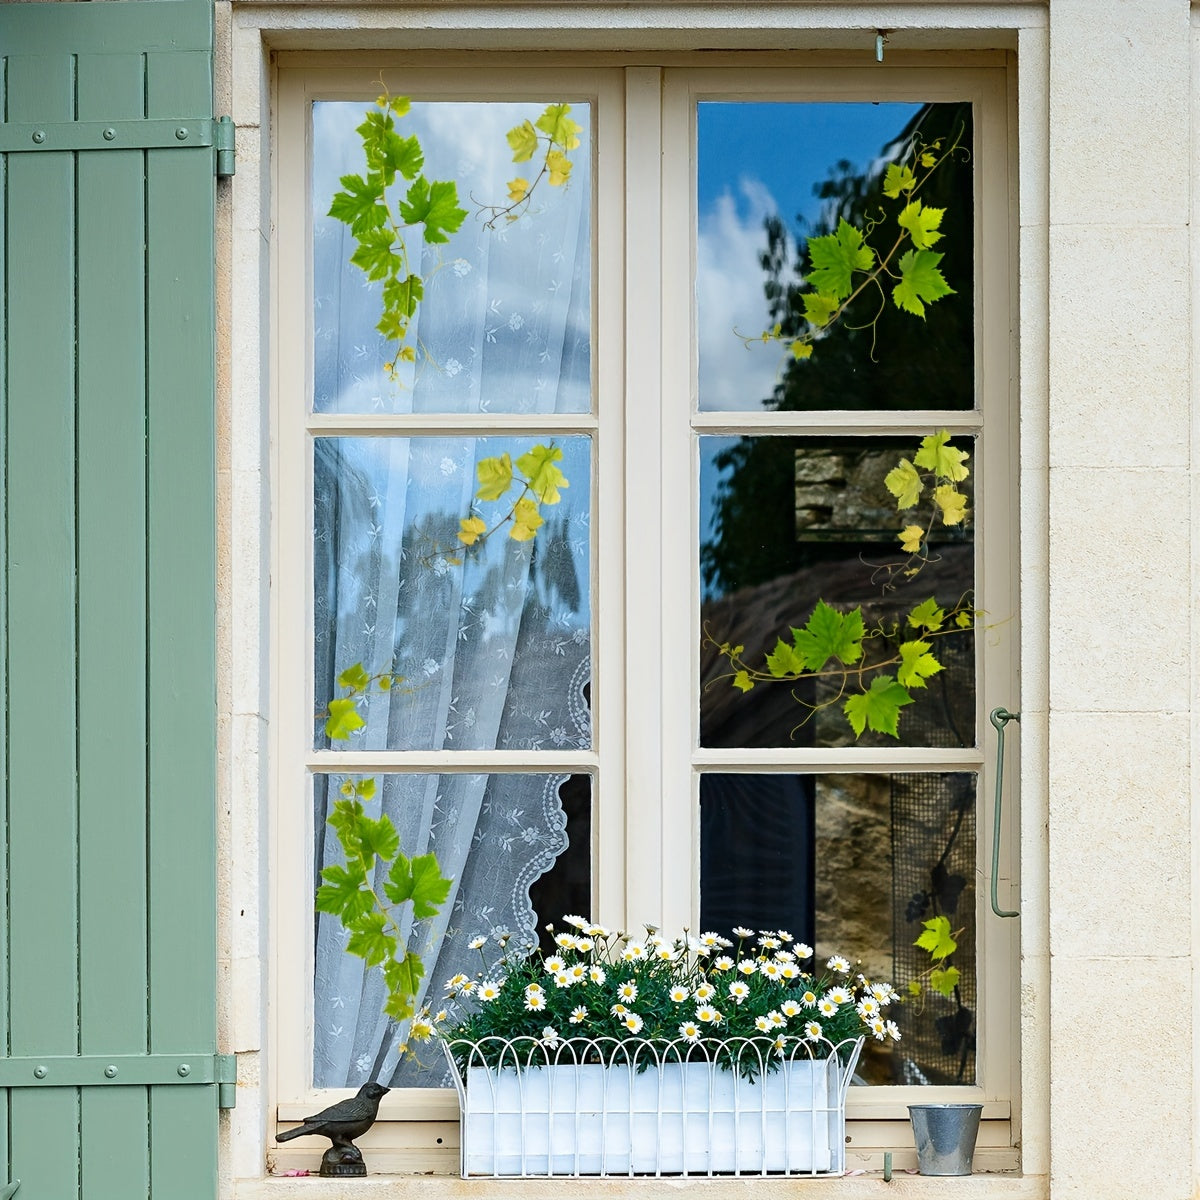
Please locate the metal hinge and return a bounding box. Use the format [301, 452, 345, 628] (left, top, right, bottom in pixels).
[0, 1052, 237, 1109]
[0, 115, 236, 179]
[215, 115, 236, 179]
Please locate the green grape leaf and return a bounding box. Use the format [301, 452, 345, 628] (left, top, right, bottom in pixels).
[885, 458, 923, 509]
[345, 911, 394, 968]
[765, 638, 807, 678]
[806, 219, 875, 301]
[337, 662, 371, 693]
[315, 863, 372, 921]
[897, 200, 946, 250]
[408, 853, 453, 919]
[907, 980, 923, 997]
[802, 291, 841, 329]
[934, 483, 969, 526]
[358, 813, 400, 863]
[536, 103, 582, 150]
[897, 640, 944, 690]
[843, 675, 913, 738]
[516, 444, 568, 504]
[914, 431, 971, 482]
[356, 777, 377, 801]
[509, 496, 544, 541]
[398, 177, 467, 244]
[380, 94, 411, 118]
[892, 248, 955, 317]
[349, 228, 400, 282]
[883, 162, 917, 199]
[377, 131, 424, 186]
[907, 597, 946, 632]
[791, 340, 813, 360]
[476, 453, 514, 501]
[327, 799, 365, 851]
[930, 966, 961, 998]
[507, 119, 539, 163]
[458, 516, 487, 546]
[384, 852, 452, 919]
[328, 174, 388, 236]
[790, 600, 865, 672]
[955, 609, 975, 629]
[326, 697, 365, 741]
[381, 273, 424, 323]
[383, 952, 427, 1020]
[915, 915, 957, 962]
[733, 670, 755, 693]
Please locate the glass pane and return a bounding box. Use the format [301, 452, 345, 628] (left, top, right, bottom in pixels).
[696, 101, 973, 412]
[312, 100, 592, 415]
[315, 435, 592, 751]
[699, 435, 974, 749]
[699, 772, 977, 1085]
[313, 772, 591, 1089]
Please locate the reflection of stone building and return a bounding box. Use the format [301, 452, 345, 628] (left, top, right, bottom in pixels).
[701, 470, 977, 1083]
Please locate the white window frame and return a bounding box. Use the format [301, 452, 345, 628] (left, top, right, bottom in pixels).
[269, 51, 1019, 1175]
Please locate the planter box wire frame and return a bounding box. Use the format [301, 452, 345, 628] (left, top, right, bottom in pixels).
[444, 1034, 864, 1177]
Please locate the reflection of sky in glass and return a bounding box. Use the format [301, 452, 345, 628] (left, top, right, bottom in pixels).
[696, 102, 922, 413]
[312, 100, 592, 415]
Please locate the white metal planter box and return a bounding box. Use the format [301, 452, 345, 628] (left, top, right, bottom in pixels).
[444, 1036, 863, 1177]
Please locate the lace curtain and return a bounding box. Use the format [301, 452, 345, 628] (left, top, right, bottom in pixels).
[310, 100, 592, 1088]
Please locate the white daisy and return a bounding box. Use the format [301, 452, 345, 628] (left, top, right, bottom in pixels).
[693, 982, 715, 1002]
[617, 980, 639, 1002]
[870, 1017, 888, 1040]
[445, 973, 469, 993]
[827, 986, 851, 1005]
[728, 981, 751, 1004]
[468, 935, 488, 950]
[827, 955, 851, 973]
[569, 1006, 589, 1024]
[542, 1026, 561, 1047]
[804, 1021, 823, 1041]
[712, 956, 735, 972]
[781, 999, 802, 1018]
[563, 914, 588, 928]
[733, 926, 755, 939]
[552, 972, 573, 989]
[410, 1017, 434, 1040]
[477, 980, 501, 1002]
[795, 943, 814, 960]
[679, 1021, 702, 1043]
[623, 1013, 644, 1034]
[817, 998, 838, 1018]
[802, 990, 818, 1007]
[759, 961, 782, 981]
[886, 1020, 902, 1042]
[544, 956, 566, 975]
[737, 959, 758, 976]
[696, 1006, 719, 1024]
[555, 932, 579, 950]
[589, 965, 607, 985]
[768, 1010, 786, 1028]
[610, 1003, 627, 1017]
[755, 1015, 772, 1032]
[669, 985, 690, 1003]
[525, 992, 546, 1011]
[622, 941, 648, 961]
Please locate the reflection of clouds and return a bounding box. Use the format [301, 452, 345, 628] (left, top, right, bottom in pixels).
[697, 178, 799, 413]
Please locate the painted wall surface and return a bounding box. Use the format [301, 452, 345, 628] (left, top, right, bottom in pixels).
[213, 2, 1199, 1197]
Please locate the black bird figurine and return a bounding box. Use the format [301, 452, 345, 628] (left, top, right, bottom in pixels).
[277, 1081, 390, 1177]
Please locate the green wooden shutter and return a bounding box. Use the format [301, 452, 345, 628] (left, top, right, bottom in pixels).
[0, 1, 224, 1196]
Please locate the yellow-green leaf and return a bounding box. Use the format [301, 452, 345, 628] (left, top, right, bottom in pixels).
[883, 162, 917, 199]
[802, 291, 840, 329]
[457, 515, 487, 546]
[475, 454, 514, 502]
[507, 177, 529, 204]
[510, 496, 544, 541]
[516, 443, 568, 504]
[545, 149, 572, 187]
[914, 431, 970, 481]
[934, 484, 969, 526]
[506, 119, 539, 163]
[733, 670, 755, 693]
[892, 248, 955, 318]
[337, 662, 371, 693]
[806, 219, 875, 302]
[790, 340, 813, 360]
[885, 458, 923, 509]
[535, 103, 583, 150]
[915, 915, 957, 962]
[843, 675, 913, 739]
[907, 597, 945, 632]
[899, 524, 924, 554]
[897, 199, 946, 250]
[897, 640, 944, 690]
[930, 965, 960, 998]
[326, 697, 365, 741]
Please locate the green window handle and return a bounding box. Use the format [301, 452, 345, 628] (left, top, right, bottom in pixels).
[2, 1181, 21, 1199]
[989, 707, 1020, 918]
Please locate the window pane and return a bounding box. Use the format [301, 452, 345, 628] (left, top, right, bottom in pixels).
[696, 101, 973, 413]
[699, 435, 974, 749]
[313, 772, 591, 1089]
[315, 435, 592, 751]
[699, 772, 977, 1085]
[312, 100, 592, 415]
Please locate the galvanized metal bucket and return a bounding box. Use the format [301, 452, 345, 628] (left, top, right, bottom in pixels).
[908, 1103, 983, 1175]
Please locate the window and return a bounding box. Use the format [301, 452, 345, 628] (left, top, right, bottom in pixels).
[273, 56, 1017, 1173]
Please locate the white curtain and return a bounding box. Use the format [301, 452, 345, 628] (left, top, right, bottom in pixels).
[310, 100, 592, 1088]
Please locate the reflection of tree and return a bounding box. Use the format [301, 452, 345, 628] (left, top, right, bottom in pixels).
[701, 103, 973, 600]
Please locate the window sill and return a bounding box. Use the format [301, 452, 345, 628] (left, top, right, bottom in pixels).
[238, 1170, 1043, 1199]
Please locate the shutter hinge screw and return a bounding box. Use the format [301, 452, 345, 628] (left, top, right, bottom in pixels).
[31, 131, 45, 145]
[177, 1063, 191, 1077]
[32, 1066, 46, 1079]
[103, 128, 116, 142]
[104, 1065, 118, 1078]
[175, 127, 189, 141]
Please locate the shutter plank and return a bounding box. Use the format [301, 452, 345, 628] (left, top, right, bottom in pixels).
[75, 51, 152, 1200]
[4, 52, 82, 1198]
[145, 46, 218, 1199]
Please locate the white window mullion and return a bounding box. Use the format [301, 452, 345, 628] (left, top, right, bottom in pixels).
[621, 66, 669, 929]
